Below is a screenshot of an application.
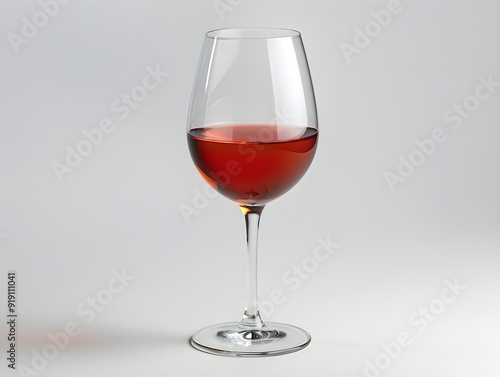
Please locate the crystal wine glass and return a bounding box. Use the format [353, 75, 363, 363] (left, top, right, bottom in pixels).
[187, 28, 318, 357]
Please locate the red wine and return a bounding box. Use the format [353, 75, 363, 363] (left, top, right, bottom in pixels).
[188, 124, 318, 205]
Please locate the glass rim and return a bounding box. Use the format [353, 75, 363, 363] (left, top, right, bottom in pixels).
[206, 27, 301, 40]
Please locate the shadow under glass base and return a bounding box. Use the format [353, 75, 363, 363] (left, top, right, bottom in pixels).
[190, 322, 311, 357]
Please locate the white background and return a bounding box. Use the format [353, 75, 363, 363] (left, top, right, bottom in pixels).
[1, 0, 499, 376]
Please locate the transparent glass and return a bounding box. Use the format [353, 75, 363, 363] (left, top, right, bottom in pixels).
[186, 27, 318, 357]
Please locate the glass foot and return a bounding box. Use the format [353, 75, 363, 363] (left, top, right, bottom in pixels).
[190, 322, 311, 357]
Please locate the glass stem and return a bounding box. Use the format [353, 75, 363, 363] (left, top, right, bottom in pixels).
[239, 204, 265, 329]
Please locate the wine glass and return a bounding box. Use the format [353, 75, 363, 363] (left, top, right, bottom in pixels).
[186, 27, 318, 357]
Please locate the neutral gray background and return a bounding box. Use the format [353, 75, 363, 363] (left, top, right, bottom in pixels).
[1, 0, 499, 376]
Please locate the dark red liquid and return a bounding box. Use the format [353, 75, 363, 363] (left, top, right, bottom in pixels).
[187, 124, 318, 205]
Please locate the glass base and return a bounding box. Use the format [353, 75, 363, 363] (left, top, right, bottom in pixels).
[190, 322, 311, 357]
